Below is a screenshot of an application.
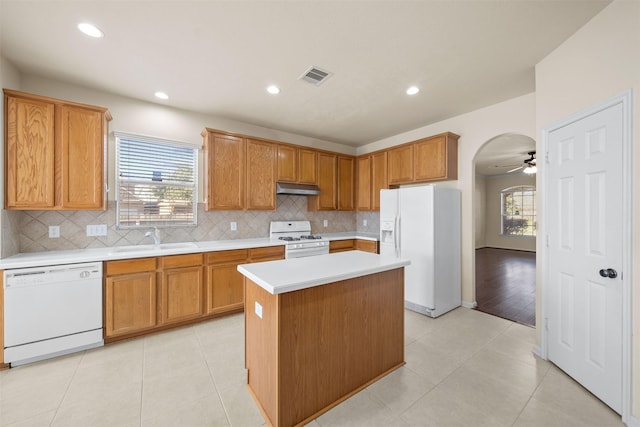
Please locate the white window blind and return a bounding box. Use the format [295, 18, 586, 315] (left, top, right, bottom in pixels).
[116, 133, 197, 228]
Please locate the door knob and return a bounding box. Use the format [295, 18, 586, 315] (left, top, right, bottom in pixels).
[599, 268, 618, 279]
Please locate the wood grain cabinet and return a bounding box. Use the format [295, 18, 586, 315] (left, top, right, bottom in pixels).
[202, 129, 276, 211]
[356, 239, 378, 253]
[4, 89, 111, 210]
[159, 254, 204, 325]
[356, 151, 387, 211]
[308, 152, 337, 211]
[104, 258, 158, 339]
[205, 249, 249, 315]
[277, 144, 318, 185]
[387, 132, 459, 185]
[337, 156, 355, 211]
[329, 239, 356, 253]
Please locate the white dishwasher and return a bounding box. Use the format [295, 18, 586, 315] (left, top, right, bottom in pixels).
[4, 262, 103, 366]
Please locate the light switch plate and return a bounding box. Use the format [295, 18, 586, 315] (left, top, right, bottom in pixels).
[230, 222, 237, 231]
[323, 219, 328, 227]
[255, 301, 263, 319]
[87, 224, 108, 236]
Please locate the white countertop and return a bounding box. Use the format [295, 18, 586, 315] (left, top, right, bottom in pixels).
[237, 250, 409, 295]
[0, 232, 380, 270]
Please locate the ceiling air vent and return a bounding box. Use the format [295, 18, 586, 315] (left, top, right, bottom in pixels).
[299, 66, 332, 86]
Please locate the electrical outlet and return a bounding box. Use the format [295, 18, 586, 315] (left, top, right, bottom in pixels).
[255, 301, 263, 319]
[323, 219, 328, 227]
[87, 224, 108, 236]
[49, 225, 60, 238]
[230, 221, 237, 231]
[363, 219, 368, 227]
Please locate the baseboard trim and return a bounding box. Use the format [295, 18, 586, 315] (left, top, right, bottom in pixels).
[476, 246, 536, 253]
[461, 300, 477, 309]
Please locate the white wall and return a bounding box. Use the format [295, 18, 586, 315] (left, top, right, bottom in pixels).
[535, 0, 640, 419]
[15, 74, 356, 202]
[481, 174, 536, 252]
[358, 92, 536, 306]
[474, 176, 486, 248]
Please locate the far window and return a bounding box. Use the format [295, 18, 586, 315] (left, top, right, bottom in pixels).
[115, 133, 197, 228]
[501, 186, 536, 237]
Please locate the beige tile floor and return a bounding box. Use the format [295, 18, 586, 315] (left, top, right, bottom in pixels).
[0, 308, 623, 426]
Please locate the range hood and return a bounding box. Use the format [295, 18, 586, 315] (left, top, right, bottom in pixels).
[276, 182, 320, 196]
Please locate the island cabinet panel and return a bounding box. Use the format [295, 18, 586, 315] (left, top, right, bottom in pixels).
[246, 139, 276, 210]
[245, 268, 405, 427]
[105, 258, 158, 338]
[205, 249, 249, 315]
[159, 254, 204, 325]
[4, 89, 110, 210]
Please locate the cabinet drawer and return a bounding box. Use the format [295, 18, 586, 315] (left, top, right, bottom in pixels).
[158, 253, 203, 269]
[206, 249, 249, 265]
[249, 246, 284, 261]
[105, 258, 156, 275]
[329, 239, 355, 252]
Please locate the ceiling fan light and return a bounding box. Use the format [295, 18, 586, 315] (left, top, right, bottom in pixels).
[523, 164, 537, 174]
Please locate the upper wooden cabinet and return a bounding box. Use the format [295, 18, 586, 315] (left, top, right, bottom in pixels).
[387, 132, 459, 185]
[337, 156, 355, 211]
[202, 129, 276, 211]
[277, 144, 317, 184]
[202, 130, 245, 210]
[308, 152, 337, 210]
[356, 151, 387, 211]
[246, 139, 276, 210]
[4, 89, 111, 210]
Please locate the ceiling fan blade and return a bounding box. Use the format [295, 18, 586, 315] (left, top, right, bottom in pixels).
[507, 165, 523, 173]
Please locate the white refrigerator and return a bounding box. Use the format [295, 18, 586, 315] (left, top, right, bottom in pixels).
[380, 185, 461, 318]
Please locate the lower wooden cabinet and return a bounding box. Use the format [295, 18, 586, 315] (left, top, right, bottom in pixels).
[356, 239, 378, 254]
[159, 254, 204, 325]
[205, 249, 249, 315]
[330, 239, 379, 254]
[104, 258, 158, 338]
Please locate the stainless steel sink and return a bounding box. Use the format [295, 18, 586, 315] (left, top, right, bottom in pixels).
[109, 242, 198, 255]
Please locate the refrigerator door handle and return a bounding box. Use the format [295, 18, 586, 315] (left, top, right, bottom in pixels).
[394, 216, 401, 257]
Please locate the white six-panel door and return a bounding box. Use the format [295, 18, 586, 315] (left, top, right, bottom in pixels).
[546, 100, 624, 413]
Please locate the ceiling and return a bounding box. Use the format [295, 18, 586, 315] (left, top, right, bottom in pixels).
[0, 1, 609, 147]
[474, 134, 536, 176]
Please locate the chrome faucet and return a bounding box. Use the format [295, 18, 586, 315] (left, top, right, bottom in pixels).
[145, 227, 161, 245]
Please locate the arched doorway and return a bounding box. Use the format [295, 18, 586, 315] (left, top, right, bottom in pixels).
[473, 133, 536, 326]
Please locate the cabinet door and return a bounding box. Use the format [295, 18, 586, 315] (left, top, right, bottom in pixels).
[277, 144, 297, 182]
[206, 263, 245, 315]
[246, 139, 276, 210]
[338, 156, 355, 211]
[356, 239, 378, 253]
[298, 149, 317, 184]
[414, 135, 446, 181]
[356, 156, 372, 211]
[329, 239, 355, 253]
[311, 152, 337, 210]
[160, 266, 204, 325]
[371, 151, 387, 211]
[105, 272, 157, 337]
[206, 132, 245, 210]
[5, 95, 55, 208]
[59, 105, 105, 209]
[387, 144, 413, 185]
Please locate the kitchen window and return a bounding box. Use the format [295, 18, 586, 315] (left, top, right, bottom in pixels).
[115, 133, 197, 228]
[501, 185, 536, 237]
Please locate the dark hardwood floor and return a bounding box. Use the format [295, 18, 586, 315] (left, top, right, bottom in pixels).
[475, 247, 536, 327]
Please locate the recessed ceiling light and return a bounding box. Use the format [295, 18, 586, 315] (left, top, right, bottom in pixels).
[154, 91, 169, 100]
[406, 86, 420, 96]
[77, 23, 104, 38]
[267, 85, 280, 95]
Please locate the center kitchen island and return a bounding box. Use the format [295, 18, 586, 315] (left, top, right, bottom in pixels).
[237, 250, 410, 427]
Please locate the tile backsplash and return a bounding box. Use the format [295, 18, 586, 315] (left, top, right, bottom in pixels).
[8, 195, 376, 254]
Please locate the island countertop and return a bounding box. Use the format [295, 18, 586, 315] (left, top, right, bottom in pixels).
[237, 250, 410, 295]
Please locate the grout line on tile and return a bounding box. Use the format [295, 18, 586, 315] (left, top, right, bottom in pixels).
[49, 351, 85, 426]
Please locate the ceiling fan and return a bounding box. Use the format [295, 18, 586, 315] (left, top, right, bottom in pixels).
[506, 151, 537, 174]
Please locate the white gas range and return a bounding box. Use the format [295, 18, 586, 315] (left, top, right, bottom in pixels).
[269, 220, 330, 259]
